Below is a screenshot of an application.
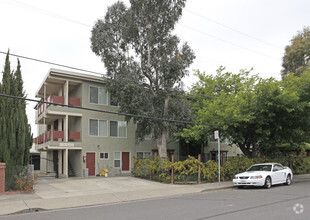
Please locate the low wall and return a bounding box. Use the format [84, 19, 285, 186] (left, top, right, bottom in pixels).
[0, 163, 5, 194]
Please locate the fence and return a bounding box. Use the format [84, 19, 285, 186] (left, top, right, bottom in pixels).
[133, 155, 219, 184]
[133, 155, 310, 184]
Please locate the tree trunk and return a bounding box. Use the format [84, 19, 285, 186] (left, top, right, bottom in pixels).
[157, 130, 168, 158]
[238, 143, 252, 158]
[157, 96, 170, 158]
[238, 143, 259, 158]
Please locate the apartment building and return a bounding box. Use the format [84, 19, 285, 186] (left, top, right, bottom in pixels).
[33, 69, 179, 178]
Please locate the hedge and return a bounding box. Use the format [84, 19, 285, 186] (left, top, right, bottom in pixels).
[133, 156, 310, 183]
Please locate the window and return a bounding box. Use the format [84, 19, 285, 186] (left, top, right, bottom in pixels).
[89, 119, 107, 137]
[114, 152, 120, 168]
[110, 121, 127, 138]
[273, 164, 283, 171]
[100, 152, 109, 160]
[136, 152, 151, 159]
[90, 86, 108, 105]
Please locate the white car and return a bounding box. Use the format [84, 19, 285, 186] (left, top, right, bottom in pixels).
[233, 163, 293, 189]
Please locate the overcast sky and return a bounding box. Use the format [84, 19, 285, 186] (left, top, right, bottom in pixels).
[0, 0, 309, 136]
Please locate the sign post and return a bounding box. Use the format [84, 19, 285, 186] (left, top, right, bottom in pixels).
[214, 130, 220, 184]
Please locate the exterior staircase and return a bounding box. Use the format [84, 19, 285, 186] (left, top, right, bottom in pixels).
[68, 160, 76, 177]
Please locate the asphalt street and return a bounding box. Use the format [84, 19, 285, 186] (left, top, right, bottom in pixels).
[1, 179, 309, 220]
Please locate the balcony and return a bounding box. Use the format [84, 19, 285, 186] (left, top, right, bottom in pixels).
[34, 130, 81, 146]
[37, 95, 81, 117]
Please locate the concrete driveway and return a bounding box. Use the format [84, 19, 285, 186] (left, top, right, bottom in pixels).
[0, 175, 233, 215]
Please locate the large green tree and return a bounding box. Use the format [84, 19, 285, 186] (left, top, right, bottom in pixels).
[91, 0, 195, 157]
[180, 68, 310, 157]
[0, 51, 32, 180]
[281, 26, 310, 78]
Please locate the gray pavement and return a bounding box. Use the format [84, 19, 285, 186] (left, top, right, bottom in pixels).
[0, 174, 309, 216]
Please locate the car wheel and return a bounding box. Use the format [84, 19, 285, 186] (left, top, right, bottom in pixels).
[265, 176, 271, 189]
[285, 174, 291, 185]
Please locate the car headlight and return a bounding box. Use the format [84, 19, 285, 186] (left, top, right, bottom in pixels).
[234, 175, 238, 179]
[250, 175, 263, 179]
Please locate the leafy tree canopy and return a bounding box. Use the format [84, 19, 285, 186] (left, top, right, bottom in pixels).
[281, 26, 310, 78]
[91, 0, 195, 157]
[180, 68, 310, 158]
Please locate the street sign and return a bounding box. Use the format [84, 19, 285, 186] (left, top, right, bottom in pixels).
[214, 130, 219, 139]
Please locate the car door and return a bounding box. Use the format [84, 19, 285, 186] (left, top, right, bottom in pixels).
[272, 164, 286, 184]
[276, 164, 286, 183]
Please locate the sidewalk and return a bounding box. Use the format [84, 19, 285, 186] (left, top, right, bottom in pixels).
[0, 174, 309, 216]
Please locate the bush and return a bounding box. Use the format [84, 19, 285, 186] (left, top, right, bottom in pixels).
[290, 157, 310, 174]
[174, 156, 199, 181]
[222, 157, 262, 181]
[133, 155, 310, 184]
[201, 160, 218, 181]
[5, 166, 34, 192]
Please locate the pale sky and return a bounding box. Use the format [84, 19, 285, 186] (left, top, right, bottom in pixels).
[0, 0, 309, 136]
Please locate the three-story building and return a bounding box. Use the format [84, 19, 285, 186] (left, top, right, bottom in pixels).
[34, 69, 179, 178]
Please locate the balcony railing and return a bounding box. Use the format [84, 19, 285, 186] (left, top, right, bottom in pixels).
[69, 131, 80, 140]
[37, 95, 80, 117]
[34, 130, 80, 146]
[53, 130, 64, 141]
[69, 97, 81, 107]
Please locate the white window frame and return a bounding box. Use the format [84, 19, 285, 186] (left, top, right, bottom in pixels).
[114, 152, 121, 168]
[99, 152, 109, 160]
[89, 119, 108, 137]
[110, 121, 127, 138]
[89, 85, 108, 105]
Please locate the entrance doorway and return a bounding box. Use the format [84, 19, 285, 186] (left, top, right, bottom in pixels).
[121, 152, 130, 171]
[86, 152, 96, 176]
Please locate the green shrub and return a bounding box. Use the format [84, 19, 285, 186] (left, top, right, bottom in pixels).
[222, 157, 261, 180]
[133, 155, 310, 183]
[290, 157, 310, 174]
[201, 160, 218, 181]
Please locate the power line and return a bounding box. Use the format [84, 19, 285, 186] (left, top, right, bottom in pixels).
[2, 0, 281, 62]
[184, 8, 282, 50]
[0, 93, 217, 127]
[2, 0, 92, 28]
[0, 50, 239, 103]
[178, 23, 278, 60]
[0, 51, 105, 77]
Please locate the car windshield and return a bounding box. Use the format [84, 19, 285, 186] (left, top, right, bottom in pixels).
[247, 165, 272, 172]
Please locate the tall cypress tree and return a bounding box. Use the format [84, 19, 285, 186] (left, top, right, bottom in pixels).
[13, 59, 32, 166]
[0, 51, 13, 178]
[0, 51, 32, 184]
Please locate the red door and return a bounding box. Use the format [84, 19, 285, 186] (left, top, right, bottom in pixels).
[122, 152, 130, 171]
[86, 153, 95, 176]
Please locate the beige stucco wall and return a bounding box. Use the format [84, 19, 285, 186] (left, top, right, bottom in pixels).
[39, 151, 54, 174]
[36, 71, 179, 177]
[205, 141, 243, 160]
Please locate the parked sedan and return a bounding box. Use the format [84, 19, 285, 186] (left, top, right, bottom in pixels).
[233, 163, 293, 189]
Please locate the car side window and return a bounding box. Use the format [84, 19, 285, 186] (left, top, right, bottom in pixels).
[273, 165, 283, 172]
[277, 165, 283, 170]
